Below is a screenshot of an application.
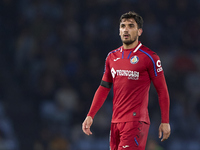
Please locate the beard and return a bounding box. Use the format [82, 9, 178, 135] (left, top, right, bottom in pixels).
[122, 36, 137, 45]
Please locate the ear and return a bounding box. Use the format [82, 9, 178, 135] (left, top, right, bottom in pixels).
[138, 28, 143, 36]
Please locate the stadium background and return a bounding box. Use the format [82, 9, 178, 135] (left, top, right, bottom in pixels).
[0, 0, 200, 149]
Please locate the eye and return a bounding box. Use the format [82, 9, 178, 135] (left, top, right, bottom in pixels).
[129, 24, 135, 28]
[120, 24, 125, 28]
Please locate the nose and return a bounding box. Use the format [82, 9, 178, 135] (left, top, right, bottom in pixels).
[124, 29, 129, 34]
[123, 26, 129, 33]
[124, 26, 128, 31]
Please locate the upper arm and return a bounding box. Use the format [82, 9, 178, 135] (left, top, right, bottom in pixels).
[102, 54, 113, 83]
[147, 53, 164, 80]
[100, 80, 112, 88]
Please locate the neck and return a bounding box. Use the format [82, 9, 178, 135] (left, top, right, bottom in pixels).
[123, 40, 139, 49]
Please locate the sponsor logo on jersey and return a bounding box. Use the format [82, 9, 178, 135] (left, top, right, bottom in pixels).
[156, 60, 163, 72]
[122, 145, 129, 148]
[111, 67, 139, 80]
[111, 67, 116, 78]
[156, 60, 161, 67]
[114, 58, 120, 61]
[130, 56, 139, 64]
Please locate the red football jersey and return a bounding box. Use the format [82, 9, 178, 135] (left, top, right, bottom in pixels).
[102, 42, 169, 124]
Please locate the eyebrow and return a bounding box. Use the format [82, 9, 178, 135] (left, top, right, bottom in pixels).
[121, 19, 135, 23]
[120, 22, 135, 25]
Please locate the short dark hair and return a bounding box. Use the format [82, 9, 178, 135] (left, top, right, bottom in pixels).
[119, 11, 143, 29]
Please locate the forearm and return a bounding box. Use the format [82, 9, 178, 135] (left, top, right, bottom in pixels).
[152, 74, 170, 123]
[158, 87, 170, 123]
[87, 85, 111, 118]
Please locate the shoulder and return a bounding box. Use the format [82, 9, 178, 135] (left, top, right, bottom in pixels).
[139, 45, 164, 76]
[139, 45, 158, 57]
[108, 46, 122, 56]
[139, 45, 162, 68]
[106, 46, 122, 59]
[138, 45, 161, 63]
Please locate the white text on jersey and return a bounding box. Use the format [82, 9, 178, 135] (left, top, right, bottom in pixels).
[111, 68, 139, 80]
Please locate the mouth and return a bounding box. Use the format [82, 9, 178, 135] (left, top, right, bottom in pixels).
[123, 34, 129, 39]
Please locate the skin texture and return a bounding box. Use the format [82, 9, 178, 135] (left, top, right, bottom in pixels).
[82, 17, 171, 142]
[82, 116, 93, 135]
[159, 123, 171, 142]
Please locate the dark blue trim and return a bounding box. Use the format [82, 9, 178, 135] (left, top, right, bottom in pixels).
[108, 48, 121, 56]
[122, 51, 124, 59]
[134, 137, 139, 146]
[127, 51, 132, 59]
[139, 49, 157, 77]
[104, 48, 121, 73]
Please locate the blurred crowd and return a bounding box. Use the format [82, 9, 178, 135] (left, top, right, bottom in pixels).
[0, 0, 200, 150]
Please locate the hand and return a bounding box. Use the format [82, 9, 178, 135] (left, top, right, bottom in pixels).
[82, 116, 93, 135]
[158, 123, 171, 142]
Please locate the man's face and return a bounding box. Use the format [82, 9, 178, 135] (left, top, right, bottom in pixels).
[119, 18, 142, 45]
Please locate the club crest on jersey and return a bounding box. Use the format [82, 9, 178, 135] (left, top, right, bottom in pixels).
[130, 56, 139, 64]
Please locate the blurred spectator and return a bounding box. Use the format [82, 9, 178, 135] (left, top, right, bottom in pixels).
[48, 135, 70, 150]
[0, 102, 18, 150]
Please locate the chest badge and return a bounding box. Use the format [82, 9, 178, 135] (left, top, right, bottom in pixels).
[130, 56, 139, 64]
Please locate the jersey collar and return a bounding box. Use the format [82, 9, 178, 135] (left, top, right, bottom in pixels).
[121, 42, 142, 53]
[133, 42, 142, 53]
